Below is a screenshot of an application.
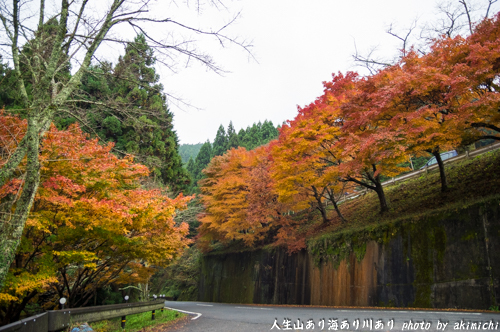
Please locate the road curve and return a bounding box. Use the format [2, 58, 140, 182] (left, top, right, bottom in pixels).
[162, 301, 500, 332]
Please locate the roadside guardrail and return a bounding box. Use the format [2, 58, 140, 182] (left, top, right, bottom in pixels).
[0, 299, 166, 332]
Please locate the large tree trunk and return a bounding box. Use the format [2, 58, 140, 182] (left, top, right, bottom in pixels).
[0, 117, 42, 290]
[432, 149, 448, 193]
[0, 0, 120, 288]
[366, 165, 389, 214]
[373, 177, 389, 213]
[346, 165, 389, 214]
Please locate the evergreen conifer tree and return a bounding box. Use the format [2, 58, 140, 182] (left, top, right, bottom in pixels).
[226, 121, 239, 150]
[261, 120, 279, 143]
[194, 140, 213, 183]
[237, 128, 247, 149]
[0, 58, 19, 109]
[65, 34, 190, 193]
[244, 123, 261, 149]
[186, 157, 196, 177]
[212, 124, 228, 157]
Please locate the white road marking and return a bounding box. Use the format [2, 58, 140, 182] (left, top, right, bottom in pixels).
[234, 306, 273, 310]
[196, 304, 213, 307]
[437, 312, 482, 316]
[164, 306, 202, 320]
[338, 310, 481, 316]
[385, 311, 481, 316]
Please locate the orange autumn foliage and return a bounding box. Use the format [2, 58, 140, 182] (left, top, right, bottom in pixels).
[195, 13, 500, 253]
[198, 146, 296, 252]
[0, 115, 191, 316]
[270, 80, 348, 222]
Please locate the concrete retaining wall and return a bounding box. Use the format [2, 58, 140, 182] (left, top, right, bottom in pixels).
[199, 199, 500, 309]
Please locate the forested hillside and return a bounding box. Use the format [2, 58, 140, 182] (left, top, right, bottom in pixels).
[183, 120, 279, 190]
[179, 143, 203, 164]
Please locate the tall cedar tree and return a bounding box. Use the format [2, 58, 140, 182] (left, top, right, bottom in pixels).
[186, 157, 196, 177]
[261, 120, 279, 142]
[237, 128, 246, 146]
[0, 58, 20, 110]
[226, 121, 240, 149]
[179, 143, 203, 164]
[243, 123, 262, 149]
[212, 125, 228, 157]
[64, 34, 190, 193]
[192, 141, 213, 184]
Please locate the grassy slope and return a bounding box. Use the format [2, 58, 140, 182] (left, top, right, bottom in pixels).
[206, 148, 500, 256]
[301, 149, 500, 250]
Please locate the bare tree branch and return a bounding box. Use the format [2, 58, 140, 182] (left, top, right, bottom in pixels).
[386, 19, 418, 57]
[352, 40, 391, 75]
[459, 0, 473, 34]
[485, 0, 499, 18]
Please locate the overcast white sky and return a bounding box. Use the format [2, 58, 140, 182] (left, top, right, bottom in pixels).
[3, 0, 498, 145]
[96, 0, 498, 145]
[164, 0, 448, 144]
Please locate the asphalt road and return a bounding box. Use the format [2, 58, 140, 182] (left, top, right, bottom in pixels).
[162, 301, 500, 332]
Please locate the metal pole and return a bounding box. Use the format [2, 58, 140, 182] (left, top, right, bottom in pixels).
[152, 309, 156, 320]
[122, 295, 129, 328]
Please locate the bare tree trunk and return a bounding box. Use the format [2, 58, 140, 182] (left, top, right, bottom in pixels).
[432, 149, 448, 192]
[311, 186, 328, 224]
[325, 187, 347, 223]
[345, 165, 389, 214]
[373, 178, 389, 213]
